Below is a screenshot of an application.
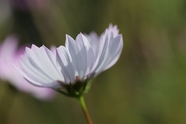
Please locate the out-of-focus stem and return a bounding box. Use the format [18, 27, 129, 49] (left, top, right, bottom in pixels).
[78, 96, 93, 124]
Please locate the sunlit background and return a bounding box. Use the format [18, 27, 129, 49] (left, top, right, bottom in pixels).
[0, 0, 186, 124]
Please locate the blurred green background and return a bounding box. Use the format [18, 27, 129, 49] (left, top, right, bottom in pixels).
[1, 0, 186, 124]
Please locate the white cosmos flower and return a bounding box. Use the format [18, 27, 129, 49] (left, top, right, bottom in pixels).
[16, 24, 123, 96]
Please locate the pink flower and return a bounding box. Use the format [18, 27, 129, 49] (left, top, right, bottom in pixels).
[0, 35, 55, 100]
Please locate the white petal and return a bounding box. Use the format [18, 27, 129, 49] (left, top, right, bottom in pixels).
[56, 46, 75, 83]
[20, 58, 52, 86]
[27, 45, 63, 81]
[22, 56, 51, 81]
[74, 34, 87, 78]
[15, 61, 60, 88]
[76, 33, 95, 76]
[101, 35, 123, 71]
[15, 64, 46, 87]
[18, 45, 64, 88]
[50, 45, 57, 56]
[92, 31, 110, 74]
[85, 44, 94, 76]
[93, 32, 123, 75]
[84, 32, 100, 72]
[65, 35, 79, 77]
[85, 32, 100, 52]
[107, 24, 119, 37]
[66, 33, 95, 79]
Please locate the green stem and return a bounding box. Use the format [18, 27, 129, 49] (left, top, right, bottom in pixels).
[78, 96, 93, 124]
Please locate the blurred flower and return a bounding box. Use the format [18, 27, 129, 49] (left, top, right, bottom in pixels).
[16, 24, 123, 97]
[0, 35, 55, 100]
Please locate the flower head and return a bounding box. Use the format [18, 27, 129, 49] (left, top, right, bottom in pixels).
[0, 35, 55, 100]
[16, 24, 123, 97]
